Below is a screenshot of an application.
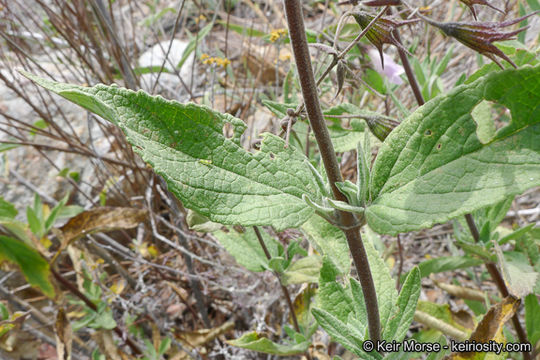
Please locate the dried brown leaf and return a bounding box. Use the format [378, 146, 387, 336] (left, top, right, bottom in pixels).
[55, 308, 72, 360]
[443, 296, 520, 359]
[175, 321, 234, 349]
[59, 207, 147, 244]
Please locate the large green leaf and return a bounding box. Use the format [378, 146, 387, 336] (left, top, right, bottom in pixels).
[301, 215, 350, 275]
[367, 66, 540, 235]
[311, 308, 382, 360]
[313, 238, 398, 354]
[213, 227, 280, 272]
[281, 255, 322, 285]
[0, 236, 55, 298]
[401, 256, 483, 282]
[363, 236, 398, 335]
[22, 72, 319, 231]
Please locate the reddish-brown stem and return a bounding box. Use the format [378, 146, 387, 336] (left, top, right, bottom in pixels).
[284, 0, 380, 343]
[51, 268, 142, 355]
[389, 8, 425, 106]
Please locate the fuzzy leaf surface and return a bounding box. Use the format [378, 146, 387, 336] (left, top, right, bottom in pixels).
[383, 267, 421, 342]
[22, 73, 318, 231]
[367, 66, 540, 235]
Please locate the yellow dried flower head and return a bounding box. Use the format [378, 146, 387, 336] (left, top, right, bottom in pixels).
[269, 28, 288, 42]
[201, 54, 230, 68]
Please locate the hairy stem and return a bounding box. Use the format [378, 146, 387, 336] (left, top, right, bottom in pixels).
[283, 5, 387, 121]
[284, 0, 381, 343]
[464, 214, 531, 360]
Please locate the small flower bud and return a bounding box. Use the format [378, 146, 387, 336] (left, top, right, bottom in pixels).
[352, 11, 417, 68]
[363, 114, 400, 141]
[335, 60, 347, 99]
[418, 12, 538, 69]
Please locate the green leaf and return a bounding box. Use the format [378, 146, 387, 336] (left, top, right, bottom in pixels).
[0, 236, 55, 297]
[367, 66, 540, 235]
[227, 332, 310, 356]
[525, 293, 540, 346]
[45, 193, 69, 232]
[495, 249, 538, 298]
[26, 207, 44, 238]
[0, 198, 17, 221]
[499, 223, 535, 245]
[470, 100, 497, 144]
[57, 205, 84, 219]
[301, 215, 350, 275]
[311, 309, 381, 360]
[158, 338, 171, 355]
[282, 255, 322, 285]
[317, 257, 362, 325]
[384, 267, 421, 342]
[143, 339, 157, 360]
[526, 0, 540, 11]
[186, 210, 222, 233]
[213, 227, 279, 272]
[471, 196, 514, 238]
[22, 72, 319, 231]
[313, 242, 398, 351]
[405, 256, 482, 282]
[363, 237, 398, 335]
[435, 44, 454, 76]
[357, 132, 370, 206]
[91, 304, 117, 330]
[364, 68, 387, 95]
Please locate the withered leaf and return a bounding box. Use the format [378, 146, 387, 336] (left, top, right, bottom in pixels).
[443, 296, 520, 359]
[55, 308, 72, 360]
[59, 207, 147, 243]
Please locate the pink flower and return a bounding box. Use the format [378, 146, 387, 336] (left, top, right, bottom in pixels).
[368, 48, 404, 85]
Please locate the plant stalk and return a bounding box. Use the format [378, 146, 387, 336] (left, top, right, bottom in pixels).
[392, 28, 425, 106]
[284, 0, 381, 343]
